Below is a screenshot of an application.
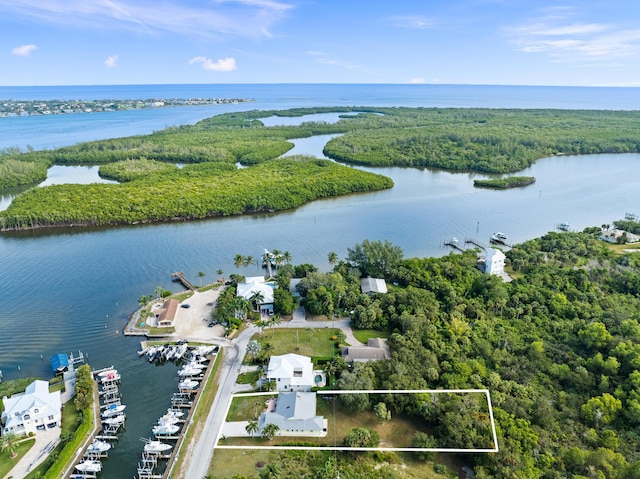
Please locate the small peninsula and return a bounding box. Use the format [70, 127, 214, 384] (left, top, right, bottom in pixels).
[473, 176, 536, 189]
[0, 97, 253, 118]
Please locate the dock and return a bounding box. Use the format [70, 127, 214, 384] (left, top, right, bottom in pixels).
[465, 237, 488, 250]
[171, 272, 197, 291]
[444, 238, 465, 252]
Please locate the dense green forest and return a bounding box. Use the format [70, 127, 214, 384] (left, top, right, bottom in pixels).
[473, 176, 536, 189]
[0, 157, 392, 230]
[254, 234, 640, 478]
[2, 106, 640, 229]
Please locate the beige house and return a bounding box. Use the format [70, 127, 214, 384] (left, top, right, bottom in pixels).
[155, 298, 179, 327]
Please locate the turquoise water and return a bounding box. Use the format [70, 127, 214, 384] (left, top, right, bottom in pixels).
[1, 84, 640, 477]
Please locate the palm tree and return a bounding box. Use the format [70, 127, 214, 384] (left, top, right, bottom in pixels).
[246, 420, 259, 438]
[306, 327, 315, 341]
[154, 286, 164, 299]
[262, 423, 280, 440]
[247, 340, 262, 362]
[233, 297, 252, 321]
[328, 251, 338, 266]
[244, 255, 255, 268]
[283, 251, 292, 264]
[262, 342, 275, 361]
[269, 314, 281, 337]
[198, 271, 205, 287]
[249, 290, 265, 312]
[234, 253, 245, 269]
[0, 431, 19, 459]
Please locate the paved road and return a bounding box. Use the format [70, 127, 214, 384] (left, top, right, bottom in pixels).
[184, 325, 257, 479]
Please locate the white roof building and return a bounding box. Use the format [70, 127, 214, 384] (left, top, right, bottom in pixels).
[267, 353, 315, 392]
[484, 248, 506, 275]
[237, 276, 274, 314]
[258, 392, 326, 435]
[360, 277, 388, 295]
[1, 380, 61, 436]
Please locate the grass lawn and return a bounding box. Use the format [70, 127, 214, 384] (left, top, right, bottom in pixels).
[352, 328, 391, 344]
[253, 328, 341, 359]
[209, 448, 270, 478]
[607, 242, 640, 254]
[0, 438, 35, 478]
[227, 395, 268, 422]
[237, 370, 259, 386]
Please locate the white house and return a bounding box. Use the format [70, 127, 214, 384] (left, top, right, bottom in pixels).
[266, 353, 315, 392]
[600, 228, 640, 244]
[484, 248, 506, 275]
[360, 277, 388, 295]
[237, 276, 274, 315]
[1, 380, 61, 436]
[258, 392, 326, 435]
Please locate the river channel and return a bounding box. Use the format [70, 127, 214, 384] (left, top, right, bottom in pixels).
[1, 112, 640, 477]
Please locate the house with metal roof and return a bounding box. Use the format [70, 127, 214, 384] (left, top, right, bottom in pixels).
[342, 338, 391, 363]
[258, 392, 326, 436]
[266, 353, 315, 392]
[1, 380, 61, 436]
[360, 277, 388, 295]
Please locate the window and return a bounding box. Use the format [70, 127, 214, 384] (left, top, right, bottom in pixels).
[34, 408, 39, 413]
[48, 415, 54, 420]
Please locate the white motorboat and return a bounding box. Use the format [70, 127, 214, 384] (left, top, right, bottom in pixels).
[144, 440, 173, 454]
[96, 368, 117, 378]
[173, 342, 188, 360]
[86, 439, 111, 454]
[178, 363, 204, 377]
[178, 379, 199, 390]
[490, 232, 508, 244]
[102, 414, 125, 425]
[152, 423, 179, 435]
[75, 460, 102, 472]
[102, 404, 126, 418]
[166, 408, 185, 418]
[157, 414, 181, 425]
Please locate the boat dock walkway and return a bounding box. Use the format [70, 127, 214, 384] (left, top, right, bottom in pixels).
[171, 272, 197, 291]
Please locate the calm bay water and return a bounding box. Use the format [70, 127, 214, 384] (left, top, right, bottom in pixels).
[1, 84, 640, 477]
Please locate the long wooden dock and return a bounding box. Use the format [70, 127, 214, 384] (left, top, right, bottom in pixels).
[171, 272, 197, 291]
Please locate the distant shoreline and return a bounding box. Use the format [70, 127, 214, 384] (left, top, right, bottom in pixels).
[0, 97, 253, 118]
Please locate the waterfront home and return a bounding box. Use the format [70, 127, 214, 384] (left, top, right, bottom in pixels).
[155, 298, 179, 327]
[600, 228, 640, 244]
[360, 277, 388, 295]
[258, 392, 326, 435]
[484, 248, 506, 275]
[237, 276, 275, 315]
[266, 353, 314, 392]
[1, 380, 61, 436]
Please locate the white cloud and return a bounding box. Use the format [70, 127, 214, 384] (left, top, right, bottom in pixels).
[189, 56, 237, 72]
[507, 10, 640, 66]
[12, 44, 37, 56]
[104, 55, 118, 68]
[408, 77, 425, 84]
[390, 15, 432, 30]
[0, 0, 293, 39]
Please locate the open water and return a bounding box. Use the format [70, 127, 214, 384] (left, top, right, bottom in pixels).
[1, 84, 640, 477]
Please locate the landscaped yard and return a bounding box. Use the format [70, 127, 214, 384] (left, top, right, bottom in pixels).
[227, 394, 269, 422]
[0, 438, 35, 478]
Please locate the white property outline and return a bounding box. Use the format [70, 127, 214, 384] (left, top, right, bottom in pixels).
[216, 389, 499, 453]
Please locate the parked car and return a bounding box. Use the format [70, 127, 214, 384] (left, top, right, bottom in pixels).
[180, 304, 190, 309]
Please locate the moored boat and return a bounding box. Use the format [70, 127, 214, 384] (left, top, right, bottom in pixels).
[101, 404, 126, 418]
[144, 440, 173, 454]
[490, 232, 508, 244]
[86, 439, 111, 453]
[152, 423, 180, 435]
[75, 460, 102, 472]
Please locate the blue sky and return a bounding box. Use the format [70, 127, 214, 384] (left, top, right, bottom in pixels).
[2, 0, 640, 86]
